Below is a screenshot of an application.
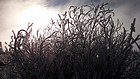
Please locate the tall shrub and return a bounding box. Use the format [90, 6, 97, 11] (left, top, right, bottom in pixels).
[2, 3, 140, 79]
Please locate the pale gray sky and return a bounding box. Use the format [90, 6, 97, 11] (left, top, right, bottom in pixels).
[0, 0, 140, 50]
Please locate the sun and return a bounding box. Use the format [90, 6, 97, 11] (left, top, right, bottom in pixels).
[18, 5, 59, 35]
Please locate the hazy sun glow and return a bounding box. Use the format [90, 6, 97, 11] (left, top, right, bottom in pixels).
[18, 5, 59, 35]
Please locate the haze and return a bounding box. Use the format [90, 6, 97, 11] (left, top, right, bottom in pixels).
[0, 0, 140, 49]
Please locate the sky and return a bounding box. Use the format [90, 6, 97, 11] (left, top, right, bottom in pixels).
[0, 0, 140, 50]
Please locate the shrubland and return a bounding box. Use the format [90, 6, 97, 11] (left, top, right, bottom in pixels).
[0, 3, 140, 79]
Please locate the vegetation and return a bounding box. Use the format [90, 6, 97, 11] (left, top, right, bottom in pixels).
[0, 3, 140, 79]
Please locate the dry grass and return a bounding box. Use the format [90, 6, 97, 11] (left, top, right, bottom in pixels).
[0, 3, 140, 79]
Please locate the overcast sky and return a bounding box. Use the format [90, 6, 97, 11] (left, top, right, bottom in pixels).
[0, 0, 140, 49]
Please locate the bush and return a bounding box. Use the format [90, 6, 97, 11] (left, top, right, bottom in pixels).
[2, 3, 140, 79]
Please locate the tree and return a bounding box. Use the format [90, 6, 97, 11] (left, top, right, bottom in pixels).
[2, 3, 140, 79]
